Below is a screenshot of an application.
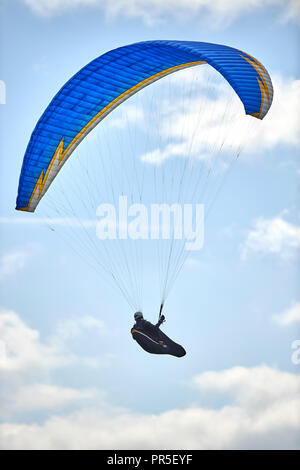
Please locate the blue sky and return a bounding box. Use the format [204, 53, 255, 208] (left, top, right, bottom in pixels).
[0, 0, 299, 450]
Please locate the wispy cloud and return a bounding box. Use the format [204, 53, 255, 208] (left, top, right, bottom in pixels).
[0, 217, 95, 228]
[241, 215, 300, 260]
[141, 74, 300, 165]
[51, 315, 106, 347]
[0, 80, 6, 105]
[185, 257, 201, 268]
[22, 0, 300, 26]
[108, 104, 145, 129]
[273, 301, 300, 326]
[0, 245, 39, 281]
[4, 383, 98, 415]
[0, 364, 299, 449]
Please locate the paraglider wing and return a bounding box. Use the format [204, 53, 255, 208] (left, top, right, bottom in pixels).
[16, 40, 273, 213]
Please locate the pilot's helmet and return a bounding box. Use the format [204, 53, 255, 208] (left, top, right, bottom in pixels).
[134, 311, 143, 321]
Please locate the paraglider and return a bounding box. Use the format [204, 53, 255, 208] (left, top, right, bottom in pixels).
[131, 312, 186, 358]
[15, 41, 273, 356]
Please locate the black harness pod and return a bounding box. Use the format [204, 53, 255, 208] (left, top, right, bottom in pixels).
[131, 320, 186, 358]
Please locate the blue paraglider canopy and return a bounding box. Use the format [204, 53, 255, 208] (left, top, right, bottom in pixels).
[16, 40, 273, 213]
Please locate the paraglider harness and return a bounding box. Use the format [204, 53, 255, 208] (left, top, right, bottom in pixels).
[131, 304, 186, 357]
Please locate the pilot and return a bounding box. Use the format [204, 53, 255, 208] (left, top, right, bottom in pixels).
[133, 311, 165, 338]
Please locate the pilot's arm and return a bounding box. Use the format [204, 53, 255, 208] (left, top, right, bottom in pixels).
[155, 315, 165, 328]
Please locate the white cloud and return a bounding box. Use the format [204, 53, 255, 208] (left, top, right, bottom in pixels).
[0, 365, 299, 449]
[273, 302, 300, 326]
[22, 0, 300, 26]
[1, 310, 299, 449]
[0, 80, 6, 105]
[0, 251, 28, 281]
[251, 75, 300, 150]
[0, 217, 96, 228]
[185, 257, 201, 268]
[108, 104, 145, 129]
[23, 0, 98, 17]
[282, 0, 300, 23]
[141, 73, 300, 165]
[53, 316, 105, 343]
[0, 309, 109, 374]
[0, 245, 39, 281]
[4, 383, 98, 415]
[193, 365, 299, 410]
[0, 309, 110, 418]
[241, 215, 300, 260]
[0, 308, 75, 373]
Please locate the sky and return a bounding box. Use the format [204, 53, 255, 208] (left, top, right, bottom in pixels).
[0, 0, 300, 450]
